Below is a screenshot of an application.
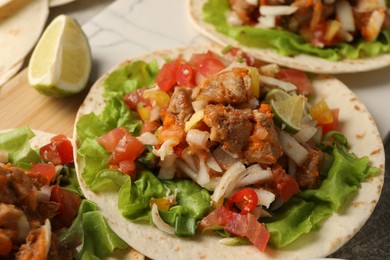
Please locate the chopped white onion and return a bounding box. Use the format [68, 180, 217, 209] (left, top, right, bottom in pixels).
[355, 0, 386, 12]
[37, 185, 52, 202]
[253, 188, 276, 208]
[186, 129, 209, 149]
[137, 132, 159, 146]
[196, 152, 210, 186]
[158, 154, 177, 179]
[288, 157, 298, 179]
[259, 75, 297, 92]
[260, 64, 280, 76]
[206, 154, 222, 173]
[257, 15, 276, 28]
[43, 219, 52, 258]
[153, 138, 179, 161]
[278, 130, 309, 166]
[365, 10, 386, 41]
[192, 100, 208, 112]
[151, 204, 175, 234]
[336, 0, 355, 31]
[227, 11, 244, 26]
[236, 165, 273, 188]
[218, 61, 247, 74]
[293, 126, 318, 144]
[181, 148, 197, 172]
[259, 6, 298, 16]
[252, 206, 272, 219]
[212, 146, 239, 170]
[176, 159, 198, 181]
[211, 161, 246, 207]
[149, 106, 161, 122]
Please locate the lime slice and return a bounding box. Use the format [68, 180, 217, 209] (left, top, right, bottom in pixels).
[270, 94, 306, 133]
[265, 88, 290, 103]
[28, 15, 91, 97]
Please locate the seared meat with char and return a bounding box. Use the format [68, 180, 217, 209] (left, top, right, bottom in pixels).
[195, 68, 253, 105]
[203, 104, 252, 155]
[167, 87, 194, 125]
[244, 105, 283, 165]
[296, 146, 323, 189]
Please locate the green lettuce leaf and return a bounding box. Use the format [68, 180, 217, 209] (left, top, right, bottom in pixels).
[103, 60, 159, 97]
[264, 145, 379, 248]
[118, 171, 212, 235]
[0, 126, 41, 169]
[203, 0, 390, 60]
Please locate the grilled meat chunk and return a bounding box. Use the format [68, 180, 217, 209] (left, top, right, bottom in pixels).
[296, 146, 323, 189]
[195, 68, 253, 105]
[167, 87, 194, 125]
[203, 104, 252, 155]
[244, 105, 283, 165]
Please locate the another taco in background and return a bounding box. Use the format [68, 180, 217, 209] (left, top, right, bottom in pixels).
[188, 0, 390, 74]
[0, 0, 48, 86]
[0, 127, 141, 259]
[74, 44, 384, 259]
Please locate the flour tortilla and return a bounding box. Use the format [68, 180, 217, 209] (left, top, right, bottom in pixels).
[74, 44, 385, 259]
[49, 0, 76, 7]
[0, 0, 49, 86]
[188, 0, 390, 74]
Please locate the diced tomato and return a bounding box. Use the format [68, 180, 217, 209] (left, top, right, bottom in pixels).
[272, 165, 300, 201]
[176, 63, 196, 87]
[226, 188, 258, 215]
[224, 213, 248, 237]
[198, 206, 233, 232]
[246, 213, 270, 252]
[189, 51, 226, 78]
[155, 59, 181, 92]
[118, 160, 137, 177]
[123, 88, 152, 111]
[51, 135, 74, 164]
[39, 134, 73, 165]
[320, 108, 339, 136]
[225, 212, 270, 252]
[29, 163, 56, 183]
[96, 127, 126, 152]
[50, 185, 82, 230]
[109, 131, 145, 165]
[276, 69, 314, 96]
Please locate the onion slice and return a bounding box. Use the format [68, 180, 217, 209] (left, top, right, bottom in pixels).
[151, 204, 175, 235]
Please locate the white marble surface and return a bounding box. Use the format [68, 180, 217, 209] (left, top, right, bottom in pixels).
[70, 0, 390, 138]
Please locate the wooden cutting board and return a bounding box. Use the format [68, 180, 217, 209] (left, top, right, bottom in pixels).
[0, 69, 90, 137]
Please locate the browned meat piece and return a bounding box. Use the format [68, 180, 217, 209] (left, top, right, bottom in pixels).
[203, 104, 252, 155]
[228, 0, 258, 24]
[296, 147, 323, 189]
[244, 105, 283, 165]
[167, 87, 194, 125]
[0, 166, 58, 225]
[195, 68, 253, 105]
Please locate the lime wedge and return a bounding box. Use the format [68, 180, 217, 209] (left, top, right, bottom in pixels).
[270, 94, 306, 133]
[28, 15, 91, 97]
[265, 88, 290, 103]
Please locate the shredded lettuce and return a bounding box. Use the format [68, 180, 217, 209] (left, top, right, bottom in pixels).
[0, 126, 41, 169]
[264, 144, 380, 248]
[203, 0, 390, 60]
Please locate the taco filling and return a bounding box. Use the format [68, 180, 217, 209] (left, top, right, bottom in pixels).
[202, 0, 390, 60]
[76, 47, 379, 253]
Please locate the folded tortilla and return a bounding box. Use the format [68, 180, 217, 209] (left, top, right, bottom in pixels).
[74, 44, 384, 259]
[188, 0, 390, 74]
[0, 0, 48, 86]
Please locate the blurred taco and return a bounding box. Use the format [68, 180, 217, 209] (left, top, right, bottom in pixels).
[188, 0, 390, 73]
[74, 44, 384, 259]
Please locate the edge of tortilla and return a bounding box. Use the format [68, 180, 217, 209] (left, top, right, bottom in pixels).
[0, 0, 49, 80]
[73, 44, 385, 260]
[187, 0, 390, 74]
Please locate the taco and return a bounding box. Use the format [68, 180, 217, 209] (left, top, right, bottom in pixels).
[74, 44, 384, 259]
[0, 127, 136, 259]
[188, 0, 390, 73]
[0, 0, 48, 86]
